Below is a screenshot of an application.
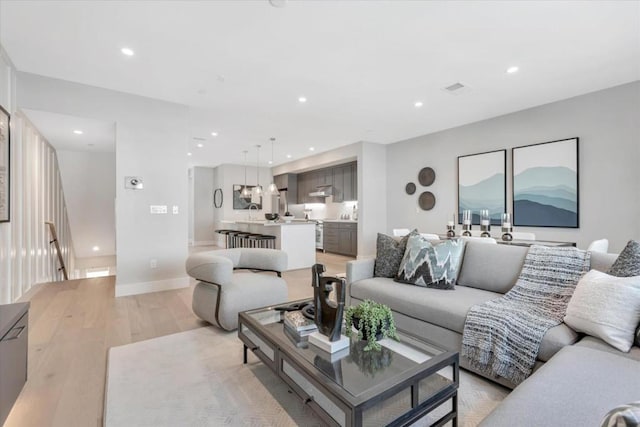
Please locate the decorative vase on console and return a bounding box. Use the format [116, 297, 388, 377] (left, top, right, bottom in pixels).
[480, 209, 491, 237]
[462, 210, 472, 237]
[501, 213, 513, 241]
[446, 213, 456, 238]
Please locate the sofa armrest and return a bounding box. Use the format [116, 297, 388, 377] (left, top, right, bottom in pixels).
[347, 258, 375, 284]
[237, 248, 288, 273]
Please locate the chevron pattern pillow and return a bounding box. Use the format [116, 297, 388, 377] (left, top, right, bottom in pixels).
[395, 235, 465, 290]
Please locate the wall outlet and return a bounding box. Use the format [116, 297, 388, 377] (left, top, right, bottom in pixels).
[172, 205, 179, 214]
[150, 259, 157, 269]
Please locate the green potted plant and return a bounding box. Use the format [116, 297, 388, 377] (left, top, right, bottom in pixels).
[345, 299, 399, 351]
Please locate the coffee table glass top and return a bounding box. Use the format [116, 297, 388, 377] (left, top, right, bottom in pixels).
[243, 302, 453, 399]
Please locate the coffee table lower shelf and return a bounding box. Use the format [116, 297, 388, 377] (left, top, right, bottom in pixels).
[238, 306, 459, 427]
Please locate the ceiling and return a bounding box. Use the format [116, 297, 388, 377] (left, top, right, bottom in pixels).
[22, 109, 115, 153]
[1, 1, 639, 167]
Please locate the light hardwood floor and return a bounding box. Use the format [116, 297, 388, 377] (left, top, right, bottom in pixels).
[4, 250, 354, 427]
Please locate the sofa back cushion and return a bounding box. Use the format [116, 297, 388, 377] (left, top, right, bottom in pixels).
[590, 251, 618, 273]
[457, 242, 529, 293]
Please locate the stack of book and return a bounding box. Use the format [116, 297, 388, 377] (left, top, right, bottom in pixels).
[283, 311, 317, 341]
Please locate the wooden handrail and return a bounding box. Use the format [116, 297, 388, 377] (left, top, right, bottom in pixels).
[45, 221, 69, 280]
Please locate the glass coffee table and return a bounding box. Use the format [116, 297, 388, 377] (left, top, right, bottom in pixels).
[238, 299, 459, 427]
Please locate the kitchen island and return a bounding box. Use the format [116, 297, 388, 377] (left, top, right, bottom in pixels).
[220, 220, 316, 270]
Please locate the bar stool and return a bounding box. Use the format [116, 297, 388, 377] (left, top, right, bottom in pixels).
[246, 234, 264, 248]
[215, 229, 234, 248]
[226, 231, 242, 248]
[255, 234, 276, 249]
[235, 232, 252, 248]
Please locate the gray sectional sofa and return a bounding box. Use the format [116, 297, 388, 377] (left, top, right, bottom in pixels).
[346, 241, 640, 426]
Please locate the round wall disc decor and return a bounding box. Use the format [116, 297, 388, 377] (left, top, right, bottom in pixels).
[418, 191, 436, 211]
[405, 182, 416, 195]
[418, 167, 436, 186]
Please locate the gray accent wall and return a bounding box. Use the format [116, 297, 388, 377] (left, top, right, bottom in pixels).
[386, 82, 640, 252]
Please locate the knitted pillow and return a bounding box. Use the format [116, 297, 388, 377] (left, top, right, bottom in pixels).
[601, 401, 640, 427]
[608, 240, 640, 277]
[374, 230, 417, 278]
[395, 235, 465, 290]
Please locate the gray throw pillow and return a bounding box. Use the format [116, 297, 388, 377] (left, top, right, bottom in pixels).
[395, 235, 465, 290]
[374, 230, 417, 278]
[635, 325, 640, 348]
[608, 240, 640, 277]
[600, 401, 640, 427]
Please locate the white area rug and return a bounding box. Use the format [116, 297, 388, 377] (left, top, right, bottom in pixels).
[105, 327, 508, 426]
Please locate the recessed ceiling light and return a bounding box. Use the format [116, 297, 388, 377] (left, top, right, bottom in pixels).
[197, 143, 203, 148]
[268, 160, 273, 165]
[211, 131, 218, 137]
[87, 143, 94, 147]
[506, 66, 519, 74]
[187, 152, 192, 156]
[414, 101, 423, 108]
[286, 154, 292, 159]
[298, 97, 307, 103]
[73, 129, 83, 135]
[92, 246, 100, 252]
[121, 47, 135, 56]
[309, 147, 315, 151]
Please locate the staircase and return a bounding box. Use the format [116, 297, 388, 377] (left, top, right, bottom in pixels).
[46, 221, 69, 281]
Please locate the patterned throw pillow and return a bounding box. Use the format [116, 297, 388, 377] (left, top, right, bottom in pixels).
[395, 235, 465, 290]
[373, 230, 417, 278]
[608, 240, 640, 277]
[636, 325, 640, 348]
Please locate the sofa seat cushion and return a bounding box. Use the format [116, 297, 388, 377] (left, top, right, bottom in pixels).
[350, 278, 499, 333]
[575, 336, 640, 362]
[479, 346, 640, 427]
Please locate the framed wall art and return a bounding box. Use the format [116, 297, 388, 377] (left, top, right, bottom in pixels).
[512, 137, 579, 228]
[458, 149, 506, 225]
[0, 105, 9, 223]
[232, 184, 262, 210]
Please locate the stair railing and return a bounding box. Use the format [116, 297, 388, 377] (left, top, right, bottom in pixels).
[45, 221, 69, 281]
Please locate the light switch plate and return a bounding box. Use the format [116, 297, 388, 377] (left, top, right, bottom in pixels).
[150, 205, 167, 214]
[172, 205, 179, 214]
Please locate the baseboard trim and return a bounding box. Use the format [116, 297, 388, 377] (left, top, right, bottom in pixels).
[115, 276, 190, 297]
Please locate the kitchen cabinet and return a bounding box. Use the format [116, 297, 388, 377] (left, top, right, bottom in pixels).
[332, 161, 357, 202]
[323, 222, 357, 257]
[297, 171, 323, 204]
[273, 173, 298, 204]
[0, 303, 29, 426]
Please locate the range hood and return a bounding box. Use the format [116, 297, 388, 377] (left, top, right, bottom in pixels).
[309, 185, 333, 197]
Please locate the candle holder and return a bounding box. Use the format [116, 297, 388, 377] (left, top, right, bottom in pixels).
[446, 214, 456, 238]
[462, 210, 472, 237]
[480, 209, 491, 237]
[501, 213, 513, 241]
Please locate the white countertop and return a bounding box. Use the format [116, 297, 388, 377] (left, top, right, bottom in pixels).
[322, 219, 358, 223]
[221, 219, 315, 227]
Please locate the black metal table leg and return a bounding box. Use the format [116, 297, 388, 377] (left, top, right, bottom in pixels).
[243, 344, 248, 364]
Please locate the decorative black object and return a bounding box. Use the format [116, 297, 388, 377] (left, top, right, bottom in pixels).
[213, 188, 223, 208]
[0, 105, 10, 223]
[405, 182, 416, 195]
[264, 213, 279, 221]
[311, 264, 345, 342]
[418, 191, 436, 211]
[418, 167, 436, 186]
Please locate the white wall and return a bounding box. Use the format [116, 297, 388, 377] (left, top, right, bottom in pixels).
[57, 150, 116, 258]
[192, 166, 215, 245]
[386, 82, 640, 252]
[17, 72, 190, 297]
[0, 46, 76, 303]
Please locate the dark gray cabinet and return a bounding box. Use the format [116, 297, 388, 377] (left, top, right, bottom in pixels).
[323, 222, 357, 257]
[294, 161, 358, 204]
[273, 173, 298, 204]
[297, 171, 324, 204]
[331, 161, 357, 202]
[0, 303, 29, 426]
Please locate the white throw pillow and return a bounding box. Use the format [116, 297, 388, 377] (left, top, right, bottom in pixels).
[564, 269, 640, 352]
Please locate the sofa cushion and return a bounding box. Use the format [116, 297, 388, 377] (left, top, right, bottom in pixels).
[575, 336, 640, 362]
[374, 230, 416, 278]
[591, 251, 618, 273]
[457, 242, 529, 293]
[564, 270, 640, 352]
[479, 346, 640, 427]
[608, 240, 640, 277]
[537, 324, 580, 362]
[350, 277, 499, 333]
[395, 235, 465, 290]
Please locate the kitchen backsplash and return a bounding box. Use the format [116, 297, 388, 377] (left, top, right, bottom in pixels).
[288, 199, 358, 220]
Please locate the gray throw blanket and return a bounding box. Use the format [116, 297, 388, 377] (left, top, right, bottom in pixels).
[461, 245, 590, 385]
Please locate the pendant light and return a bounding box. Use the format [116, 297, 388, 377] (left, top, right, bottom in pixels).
[252, 145, 263, 197]
[241, 150, 251, 199]
[266, 137, 279, 195]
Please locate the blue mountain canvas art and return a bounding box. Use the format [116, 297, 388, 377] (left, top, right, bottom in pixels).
[513, 138, 579, 228]
[458, 150, 506, 225]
